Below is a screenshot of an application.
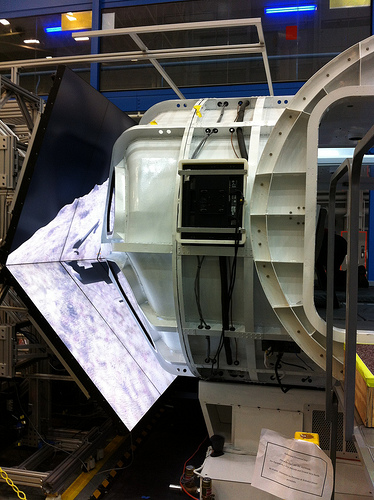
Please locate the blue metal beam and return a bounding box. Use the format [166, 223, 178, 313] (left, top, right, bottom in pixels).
[0, 0, 186, 18]
[90, 0, 102, 90]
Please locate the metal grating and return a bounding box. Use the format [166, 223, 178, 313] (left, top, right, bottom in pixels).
[312, 409, 357, 453]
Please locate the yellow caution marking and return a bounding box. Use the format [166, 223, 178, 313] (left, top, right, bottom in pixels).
[193, 105, 202, 117]
[294, 432, 320, 446]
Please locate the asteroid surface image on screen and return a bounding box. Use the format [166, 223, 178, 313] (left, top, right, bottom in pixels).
[7, 181, 175, 431]
[5, 66, 176, 431]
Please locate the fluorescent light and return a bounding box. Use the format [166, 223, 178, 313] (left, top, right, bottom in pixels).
[46, 56, 53, 59]
[0, 19, 10, 25]
[265, 5, 317, 14]
[75, 36, 89, 41]
[45, 26, 62, 33]
[24, 39, 40, 44]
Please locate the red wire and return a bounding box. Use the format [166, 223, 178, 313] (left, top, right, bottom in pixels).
[179, 435, 209, 500]
[179, 483, 199, 500]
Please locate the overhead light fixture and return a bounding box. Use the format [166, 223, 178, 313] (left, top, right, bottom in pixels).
[0, 19, 10, 25]
[45, 26, 62, 33]
[24, 39, 40, 44]
[75, 36, 90, 41]
[265, 5, 317, 13]
[46, 56, 53, 59]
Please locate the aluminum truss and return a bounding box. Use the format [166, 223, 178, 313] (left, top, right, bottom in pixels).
[0, 18, 274, 98]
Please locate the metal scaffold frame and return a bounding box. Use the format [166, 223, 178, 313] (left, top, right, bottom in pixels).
[0, 18, 274, 98]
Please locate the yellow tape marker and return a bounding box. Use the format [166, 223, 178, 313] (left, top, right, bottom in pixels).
[294, 432, 320, 446]
[193, 105, 202, 118]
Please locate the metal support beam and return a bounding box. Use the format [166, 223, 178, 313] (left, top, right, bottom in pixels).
[326, 158, 351, 420]
[344, 124, 374, 440]
[129, 32, 184, 99]
[0, 468, 48, 488]
[90, 0, 102, 90]
[0, 18, 273, 99]
[326, 126, 374, 441]
[72, 18, 273, 97]
[43, 419, 113, 494]
[29, 317, 90, 399]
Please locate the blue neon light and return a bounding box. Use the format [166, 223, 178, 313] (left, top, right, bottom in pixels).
[45, 26, 62, 33]
[265, 5, 317, 14]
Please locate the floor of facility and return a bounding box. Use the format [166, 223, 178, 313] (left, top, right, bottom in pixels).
[0, 377, 208, 500]
[2, 284, 374, 499]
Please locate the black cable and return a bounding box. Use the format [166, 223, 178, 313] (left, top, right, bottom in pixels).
[274, 353, 290, 393]
[13, 382, 87, 468]
[235, 100, 250, 160]
[210, 329, 225, 375]
[205, 335, 211, 363]
[236, 100, 250, 122]
[295, 352, 315, 371]
[191, 128, 218, 159]
[194, 256, 210, 330]
[219, 256, 233, 366]
[236, 128, 248, 160]
[17, 329, 38, 344]
[227, 191, 243, 328]
[217, 101, 228, 123]
[280, 360, 307, 370]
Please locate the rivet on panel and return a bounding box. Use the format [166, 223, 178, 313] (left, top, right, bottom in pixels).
[266, 275, 270, 278]
[269, 153, 273, 156]
[279, 132, 282, 135]
[320, 354, 324, 357]
[348, 57, 351, 61]
[326, 73, 330, 77]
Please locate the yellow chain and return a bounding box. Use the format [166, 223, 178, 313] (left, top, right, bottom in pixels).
[0, 466, 27, 500]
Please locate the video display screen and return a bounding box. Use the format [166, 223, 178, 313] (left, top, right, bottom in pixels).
[6, 66, 175, 431]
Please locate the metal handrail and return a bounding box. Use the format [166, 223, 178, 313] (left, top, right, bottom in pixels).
[326, 124, 374, 441]
[326, 158, 351, 421]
